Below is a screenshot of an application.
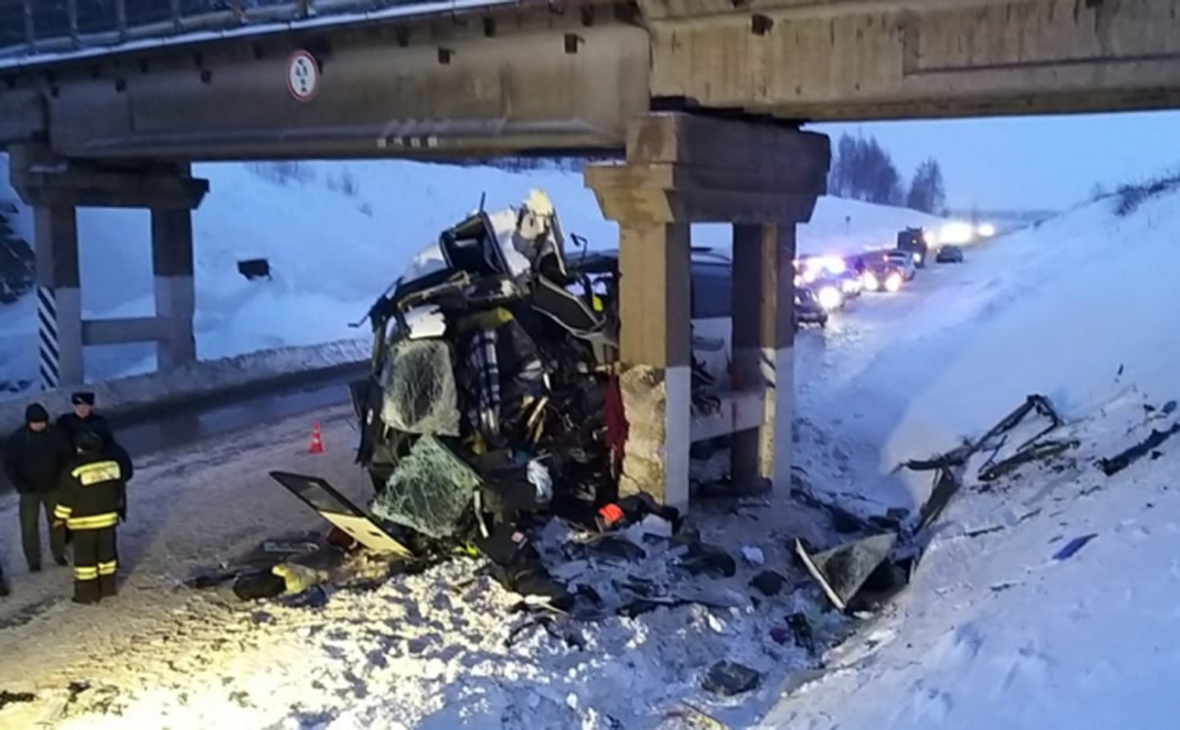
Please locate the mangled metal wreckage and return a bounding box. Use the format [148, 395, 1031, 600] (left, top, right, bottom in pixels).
[273, 191, 702, 604]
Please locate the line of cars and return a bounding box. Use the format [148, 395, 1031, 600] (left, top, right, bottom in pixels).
[792, 226, 967, 329]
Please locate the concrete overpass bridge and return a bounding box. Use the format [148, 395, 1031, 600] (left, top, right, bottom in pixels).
[1, 0, 1178, 507]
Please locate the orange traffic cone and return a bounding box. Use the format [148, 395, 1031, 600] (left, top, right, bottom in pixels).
[308, 422, 325, 454]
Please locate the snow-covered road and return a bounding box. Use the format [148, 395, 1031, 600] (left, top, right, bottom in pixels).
[0, 405, 366, 720]
[0, 399, 845, 729]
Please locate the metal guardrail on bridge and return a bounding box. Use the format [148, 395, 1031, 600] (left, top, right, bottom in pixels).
[0, 0, 445, 59]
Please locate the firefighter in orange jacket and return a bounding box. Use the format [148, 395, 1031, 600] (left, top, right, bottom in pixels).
[54, 430, 126, 604]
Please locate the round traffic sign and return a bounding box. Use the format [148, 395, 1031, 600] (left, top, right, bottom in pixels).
[286, 49, 320, 102]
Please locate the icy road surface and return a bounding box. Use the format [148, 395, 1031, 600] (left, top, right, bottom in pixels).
[0, 401, 844, 730]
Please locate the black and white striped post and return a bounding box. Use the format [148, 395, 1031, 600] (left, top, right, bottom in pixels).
[34, 206, 83, 391]
[36, 285, 60, 390]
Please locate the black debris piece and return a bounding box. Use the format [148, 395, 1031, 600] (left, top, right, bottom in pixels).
[677, 541, 737, 578]
[979, 439, 1078, 482]
[914, 468, 960, 535]
[618, 598, 686, 619]
[1164, 400, 1178, 415]
[701, 660, 762, 696]
[905, 395, 1064, 476]
[0, 690, 35, 709]
[232, 571, 287, 601]
[280, 585, 333, 610]
[185, 567, 239, 590]
[482, 530, 574, 611]
[786, 613, 817, 656]
[1097, 423, 1180, 476]
[236, 258, 271, 281]
[749, 570, 788, 597]
[794, 533, 897, 611]
[904, 442, 976, 472]
[848, 554, 915, 612]
[965, 524, 1005, 538]
[588, 536, 647, 563]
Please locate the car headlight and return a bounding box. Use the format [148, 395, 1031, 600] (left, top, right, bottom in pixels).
[884, 272, 903, 292]
[817, 285, 843, 310]
[822, 256, 847, 275]
[863, 272, 879, 291]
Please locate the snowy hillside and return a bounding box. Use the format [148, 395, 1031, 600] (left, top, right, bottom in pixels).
[796, 182, 1180, 516]
[0, 155, 940, 391]
[778, 181, 1180, 727]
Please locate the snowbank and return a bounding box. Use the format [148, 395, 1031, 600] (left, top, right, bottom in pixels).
[796, 184, 1180, 515]
[0, 337, 367, 435]
[766, 178, 1180, 730]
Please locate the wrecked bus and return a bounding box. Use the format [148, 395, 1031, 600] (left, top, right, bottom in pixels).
[272, 191, 753, 601]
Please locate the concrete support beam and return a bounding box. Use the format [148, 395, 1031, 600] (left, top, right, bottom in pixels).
[34, 206, 83, 390]
[82, 317, 166, 345]
[16, 19, 649, 161]
[645, 0, 1180, 120]
[151, 208, 196, 371]
[587, 112, 828, 511]
[730, 223, 795, 492]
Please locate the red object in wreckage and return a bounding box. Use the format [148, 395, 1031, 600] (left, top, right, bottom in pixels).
[597, 503, 625, 528]
[604, 375, 628, 478]
[308, 422, 325, 454]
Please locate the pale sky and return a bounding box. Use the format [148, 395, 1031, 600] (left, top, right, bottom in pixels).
[811, 110, 1180, 212]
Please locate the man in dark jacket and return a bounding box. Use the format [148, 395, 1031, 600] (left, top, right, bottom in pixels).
[56, 392, 112, 445]
[4, 403, 70, 571]
[57, 391, 133, 484]
[54, 430, 126, 604]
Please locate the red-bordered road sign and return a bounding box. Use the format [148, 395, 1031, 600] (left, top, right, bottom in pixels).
[286, 49, 320, 102]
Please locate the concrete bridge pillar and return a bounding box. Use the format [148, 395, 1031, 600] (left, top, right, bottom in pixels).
[586, 113, 829, 511]
[9, 147, 208, 390]
[151, 209, 197, 371]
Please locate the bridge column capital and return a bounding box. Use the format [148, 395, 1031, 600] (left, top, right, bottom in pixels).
[585, 112, 829, 226]
[8, 145, 209, 210]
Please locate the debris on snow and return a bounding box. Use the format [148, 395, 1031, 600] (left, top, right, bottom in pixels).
[1096, 422, 1180, 476]
[786, 613, 818, 657]
[701, 660, 762, 696]
[1052, 533, 1098, 561]
[794, 533, 898, 612]
[750, 570, 787, 597]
